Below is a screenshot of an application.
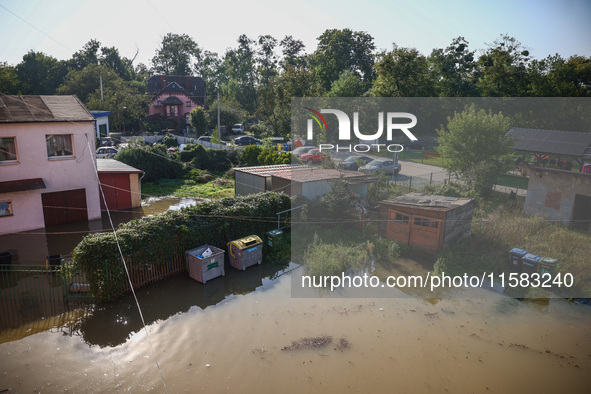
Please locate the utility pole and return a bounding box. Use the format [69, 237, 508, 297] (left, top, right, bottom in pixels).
[98, 60, 104, 106]
[217, 92, 221, 142]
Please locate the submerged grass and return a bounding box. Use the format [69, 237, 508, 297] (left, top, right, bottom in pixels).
[435, 203, 591, 297]
[142, 178, 234, 199]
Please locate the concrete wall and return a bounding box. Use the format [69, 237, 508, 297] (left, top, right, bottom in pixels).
[524, 167, 591, 224]
[0, 121, 101, 234]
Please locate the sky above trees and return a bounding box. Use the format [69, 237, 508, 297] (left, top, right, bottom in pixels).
[0, 0, 589, 67]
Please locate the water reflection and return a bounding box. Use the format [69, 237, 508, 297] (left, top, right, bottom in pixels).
[74, 261, 289, 347]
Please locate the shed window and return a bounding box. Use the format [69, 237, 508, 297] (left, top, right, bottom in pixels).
[395, 213, 409, 224]
[46, 134, 74, 158]
[0, 137, 17, 162]
[414, 217, 438, 228]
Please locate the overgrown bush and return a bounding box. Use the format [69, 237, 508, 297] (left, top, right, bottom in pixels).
[239, 145, 292, 167]
[116, 144, 183, 181]
[162, 133, 179, 148]
[304, 235, 369, 277]
[72, 192, 291, 301]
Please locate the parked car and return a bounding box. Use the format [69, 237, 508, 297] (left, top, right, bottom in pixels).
[339, 155, 373, 171]
[233, 136, 261, 146]
[292, 146, 317, 158]
[359, 159, 401, 175]
[300, 149, 326, 164]
[96, 147, 118, 158]
[232, 123, 244, 133]
[196, 136, 226, 145]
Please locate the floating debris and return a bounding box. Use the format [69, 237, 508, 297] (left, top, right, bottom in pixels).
[282, 336, 333, 351]
[335, 338, 350, 351]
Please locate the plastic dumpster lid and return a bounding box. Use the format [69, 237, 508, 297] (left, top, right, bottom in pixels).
[539, 256, 558, 265]
[523, 253, 541, 262]
[231, 235, 263, 249]
[509, 248, 528, 255]
[266, 229, 284, 236]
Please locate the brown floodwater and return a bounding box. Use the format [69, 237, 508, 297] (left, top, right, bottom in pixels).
[0, 260, 590, 393]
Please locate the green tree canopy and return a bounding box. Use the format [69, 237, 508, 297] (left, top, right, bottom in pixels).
[189, 106, 209, 136]
[312, 28, 375, 92]
[151, 33, 200, 75]
[437, 104, 513, 196]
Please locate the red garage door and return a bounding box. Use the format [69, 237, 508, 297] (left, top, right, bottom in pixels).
[98, 173, 131, 211]
[42, 189, 88, 227]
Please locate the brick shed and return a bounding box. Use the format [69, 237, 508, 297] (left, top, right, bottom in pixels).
[379, 193, 474, 253]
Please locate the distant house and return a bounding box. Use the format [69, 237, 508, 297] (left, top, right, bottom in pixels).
[379, 193, 474, 253]
[524, 166, 591, 230]
[90, 110, 111, 139]
[147, 75, 206, 132]
[234, 164, 374, 200]
[0, 95, 101, 235]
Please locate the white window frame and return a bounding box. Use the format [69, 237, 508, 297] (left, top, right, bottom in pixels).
[46, 134, 75, 159]
[0, 136, 18, 164]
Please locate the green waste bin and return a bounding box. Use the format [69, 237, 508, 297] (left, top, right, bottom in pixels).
[265, 229, 284, 249]
[539, 257, 558, 276]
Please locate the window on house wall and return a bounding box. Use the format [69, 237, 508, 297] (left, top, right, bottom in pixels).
[46, 134, 74, 158]
[0, 201, 12, 217]
[186, 101, 191, 107]
[0, 137, 17, 162]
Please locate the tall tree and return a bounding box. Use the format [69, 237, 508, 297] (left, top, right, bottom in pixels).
[280, 35, 306, 70]
[69, 39, 101, 71]
[0, 62, 22, 94]
[312, 29, 375, 92]
[257, 35, 278, 89]
[222, 35, 258, 113]
[371, 45, 435, 97]
[16, 51, 67, 95]
[476, 34, 531, 97]
[151, 33, 200, 75]
[429, 37, 478, 96]
[437, 104, 513, 196]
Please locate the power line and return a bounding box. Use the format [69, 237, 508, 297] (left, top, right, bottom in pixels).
[0, 4, 73, 53]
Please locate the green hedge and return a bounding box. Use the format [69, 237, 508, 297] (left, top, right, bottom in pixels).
[72, 192, 291, 301]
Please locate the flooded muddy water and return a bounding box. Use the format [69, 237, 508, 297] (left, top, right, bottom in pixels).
[0, 196, 203, 266]
[1, 261, 590, 393]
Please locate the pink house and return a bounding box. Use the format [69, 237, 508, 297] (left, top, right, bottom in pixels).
[147, 75, 206, 132]
[0, 95, 101, 235]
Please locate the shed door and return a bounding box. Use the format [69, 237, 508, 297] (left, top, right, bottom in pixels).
[386, 209, 442, 252]
[99, 174, 131, 210]
[42, 189, 88, 226]
[410, 215, 441, 253]
[386, 210, 410, 244]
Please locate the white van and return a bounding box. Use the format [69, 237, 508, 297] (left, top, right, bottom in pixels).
[232, 123, 244, 134]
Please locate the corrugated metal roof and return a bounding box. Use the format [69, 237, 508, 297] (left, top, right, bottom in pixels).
[235, 164, 372, 183]
[507, 127, 591, 157]
[0, 95, 94, 123]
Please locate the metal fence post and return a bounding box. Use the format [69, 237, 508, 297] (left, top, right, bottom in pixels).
[409, 176, 412, 192]
[430, 172, 433, 185]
